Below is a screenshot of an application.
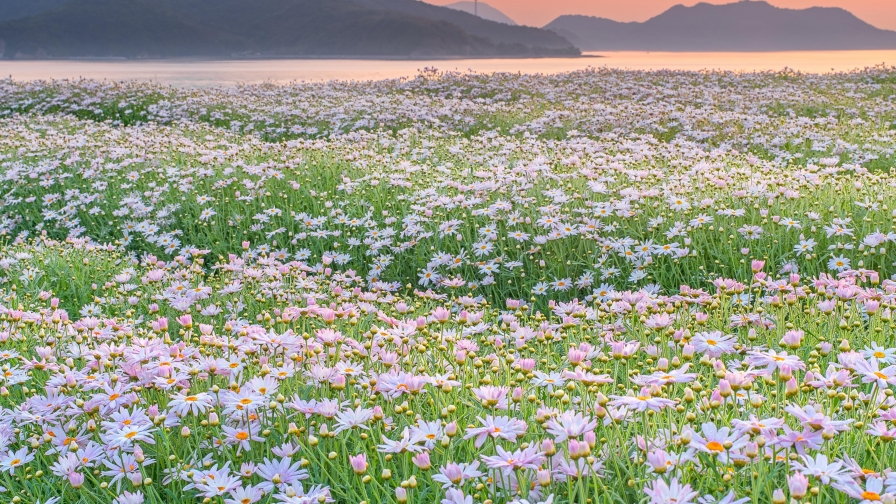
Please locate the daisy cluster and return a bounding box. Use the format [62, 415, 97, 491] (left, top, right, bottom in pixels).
[1, 69, 896, 306]
[0, 68, 894, 503]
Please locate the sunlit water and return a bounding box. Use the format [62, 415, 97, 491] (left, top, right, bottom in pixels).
[1, 51, 895, 87]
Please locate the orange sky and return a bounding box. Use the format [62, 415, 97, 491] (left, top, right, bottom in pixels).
[423, 0, 896, 30]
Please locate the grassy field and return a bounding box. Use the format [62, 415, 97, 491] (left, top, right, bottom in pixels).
[0, 67, 894, 504]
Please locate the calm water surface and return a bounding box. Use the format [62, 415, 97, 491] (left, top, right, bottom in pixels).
[1, 51, 895, 87]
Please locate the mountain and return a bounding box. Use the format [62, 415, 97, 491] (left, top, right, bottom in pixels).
[0, 0, 578, 59]
[444, 2, 516, 25]
[353, 0, 561, 49]
[545, 1, 896, 52]
[0, 0, 70, 23]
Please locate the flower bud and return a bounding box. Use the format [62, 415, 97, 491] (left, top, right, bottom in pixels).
[412, 453, 431, 471]
[772, 489, 786, 504]
[537, 469, 551, 487]
[788, 472, 808, 500]
[67, 472, 85, 489]
[349, 454, 367, 475]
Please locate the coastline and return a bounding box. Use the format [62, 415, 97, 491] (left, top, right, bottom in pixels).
[1, 51, 893, 87]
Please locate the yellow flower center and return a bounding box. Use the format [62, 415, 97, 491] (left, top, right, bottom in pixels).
[705, 441, 725, 453]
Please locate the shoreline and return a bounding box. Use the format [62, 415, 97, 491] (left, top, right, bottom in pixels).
[1, 52, 892, 86]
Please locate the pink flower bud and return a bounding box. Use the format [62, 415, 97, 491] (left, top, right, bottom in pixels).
[719, 379, 733, 398]
[788, 472, 809, 500]
[412, 452, 431, 470]
[68, 472, 85, 489]
[349, 453, 367, 474]
[537, 469, 551, 486]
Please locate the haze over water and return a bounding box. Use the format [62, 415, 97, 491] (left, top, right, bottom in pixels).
[2, 51, 895, 87]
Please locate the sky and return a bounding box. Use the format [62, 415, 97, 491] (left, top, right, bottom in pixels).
[423, 0, 896, 30]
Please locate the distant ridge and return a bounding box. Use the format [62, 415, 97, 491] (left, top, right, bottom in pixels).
[0, 0, 70, 23]
[353, 0, 559, 49]
[444, 2, 516, 25]
[0, 0, 577, 59]
[545, 1, 896, 52]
